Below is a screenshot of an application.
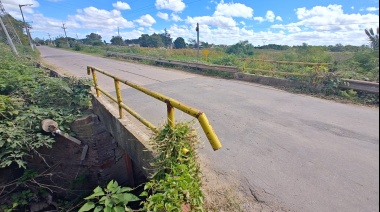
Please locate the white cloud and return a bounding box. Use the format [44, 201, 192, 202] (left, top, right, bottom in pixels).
[2, 0, 39, 19]
[367, 7, 379, 12]
[8, 1, 379, 46]
[155, 0, 186, 12]
[271, 23, 301, 33]
[295, 5, 379, 32]
[351, 6, 355, 10]
[69, 7, 134, 30]
[112, 1, 131, 10]
[214, 1, 253, 18]
[254, 17, 265, 23]
[254, 11, 281, 23]
[157, 12, 169, 20]
[135, 14, 156, 27]
[171, 13, 183, 22]
[186, 15, 236, 28]
[266, 11, 276, 22]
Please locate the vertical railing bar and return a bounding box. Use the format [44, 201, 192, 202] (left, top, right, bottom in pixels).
[114, 79, 123, 119]
[88, 67, 100, 97]
[167, 104, 175, 127]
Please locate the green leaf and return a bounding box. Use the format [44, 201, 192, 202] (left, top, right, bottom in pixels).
[120, 187, 132, 193]
[78, 202, 95, 212]
[107, 180, 118, 191]
[121, 193, 140, 203]
[113, 206, 125, 212]
[94, 206, 103, 212]
[140, 191, 148, 197]
[93, 186, 104, 193]
[104, 206, 112, 212]
[105, 198, 112, 207]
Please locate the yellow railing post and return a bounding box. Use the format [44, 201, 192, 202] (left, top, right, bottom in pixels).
[167, 104, 175, 127]
[86, 66, 222, 151]
[114, 79, 123, 119]
[88, 67, 100, 97]
[198, 113, 222, 151]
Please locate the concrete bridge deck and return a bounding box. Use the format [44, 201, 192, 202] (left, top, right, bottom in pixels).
[39, 46, 379, 212]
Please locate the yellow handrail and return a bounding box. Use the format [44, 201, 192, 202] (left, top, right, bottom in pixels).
[87, 66, 222, 151]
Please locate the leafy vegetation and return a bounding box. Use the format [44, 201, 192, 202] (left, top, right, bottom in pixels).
[0, 43, 91, 168]
[78, 180, 139, 212]
[226, 40, 254, 56]
[142, 123, 204, 211]
[174, 37, 186, 49]
[365, 27, 379, 50]
[77, 123, 204, 212]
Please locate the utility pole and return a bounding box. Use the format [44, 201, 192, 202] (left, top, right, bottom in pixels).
[0, 15, 18, 55]
[62, 23, 70, 47]
[19, 4, 34, 51]
[196, 23, 200, 60]
[48, 33, 52, 46]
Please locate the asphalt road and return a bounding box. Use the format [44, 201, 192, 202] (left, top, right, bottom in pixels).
[39, 46, 379, 212]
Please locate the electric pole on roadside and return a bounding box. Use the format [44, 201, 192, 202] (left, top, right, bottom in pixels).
[196, 23, 200, 60]
[48, 33, 52, 46]
[62, 23, 70, 47]
[19, 4, 34, 51]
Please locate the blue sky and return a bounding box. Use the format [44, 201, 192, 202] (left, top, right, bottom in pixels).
[2, 0, 379, 46]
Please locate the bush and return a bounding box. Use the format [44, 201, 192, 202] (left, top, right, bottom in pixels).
[73, 43, 82, 51]
[0, 43, 92, 168]
[142, 123, 204, 211]
[226, 40, 254, 56]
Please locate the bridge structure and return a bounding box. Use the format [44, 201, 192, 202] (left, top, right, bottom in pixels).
[38, 46, 379, 212]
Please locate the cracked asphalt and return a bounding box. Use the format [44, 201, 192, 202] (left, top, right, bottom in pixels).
[39, 46, 379, 212]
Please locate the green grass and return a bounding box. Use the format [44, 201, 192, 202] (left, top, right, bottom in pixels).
[58, 43, 379, 82]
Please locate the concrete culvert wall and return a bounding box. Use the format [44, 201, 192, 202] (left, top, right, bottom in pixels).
[26, 111, 147, 199]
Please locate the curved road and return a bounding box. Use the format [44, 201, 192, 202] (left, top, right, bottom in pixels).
[39, 46, 379, 212]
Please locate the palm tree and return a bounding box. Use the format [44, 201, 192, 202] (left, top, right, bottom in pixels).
[365, 27, 379, 49]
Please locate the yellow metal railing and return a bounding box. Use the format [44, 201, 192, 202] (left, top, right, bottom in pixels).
[241, 58, 330, 77]
[87, 66, 222, 151]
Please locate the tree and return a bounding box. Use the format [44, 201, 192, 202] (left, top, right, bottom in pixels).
[174, 37, 186, 49]
[365, 27, 379, 50]
[160, 29, 172, 48]
[110, 36, 124, 46]
[147, 33, 164, 48]
[139, 34, 150, 47]
[86, 33, 102, 41]
[226, 40, 254, 56]
[125, 38, 139, 45]
[187, 38, 197, 48]
[83, 33, 103, 46]
[201, 42, 210, 48]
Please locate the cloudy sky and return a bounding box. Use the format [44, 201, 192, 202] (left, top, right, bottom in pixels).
[2, 0, 379, 46]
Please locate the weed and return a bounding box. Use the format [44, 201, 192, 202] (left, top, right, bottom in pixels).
[78, 180, 140, 212]
[142, 123, 204, 211]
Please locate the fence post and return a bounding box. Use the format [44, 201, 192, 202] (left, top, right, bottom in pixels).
[114, 79, 123, 119]
[88, 67, 100, 97]
[167, 104, 175, 127]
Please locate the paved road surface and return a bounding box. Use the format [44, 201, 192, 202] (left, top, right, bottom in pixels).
[39, 46, 379, 212]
